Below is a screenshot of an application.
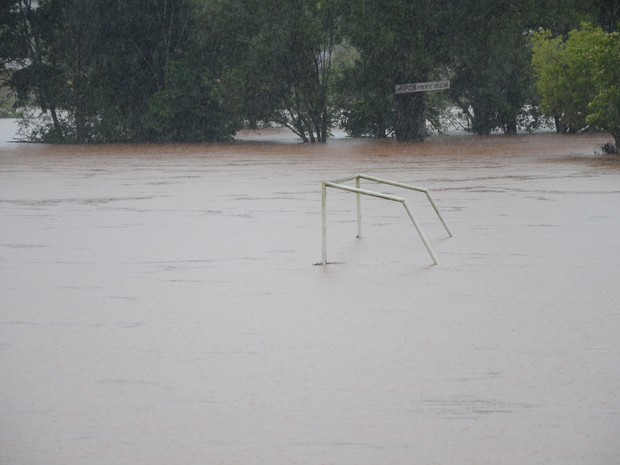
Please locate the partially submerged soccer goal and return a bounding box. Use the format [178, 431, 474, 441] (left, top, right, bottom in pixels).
[321, 174, 452, 265]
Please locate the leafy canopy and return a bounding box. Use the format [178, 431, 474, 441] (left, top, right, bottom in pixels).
[532, 23, 620, 148]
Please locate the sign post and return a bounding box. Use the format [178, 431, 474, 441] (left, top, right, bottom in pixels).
[395, 80, 450, 94]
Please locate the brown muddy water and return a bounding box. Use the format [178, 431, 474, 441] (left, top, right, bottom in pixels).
[1, 120, 620, 465]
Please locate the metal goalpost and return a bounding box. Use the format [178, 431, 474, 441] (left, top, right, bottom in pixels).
[321, 174, 452, 266]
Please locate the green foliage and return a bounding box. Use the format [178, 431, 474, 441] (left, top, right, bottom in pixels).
[333, 56, 396, 138]
[143, 60, 238, 142]
[448, 0, 539, 135]
[1, 0, 618, 144]
[337, 0, 451, 141]
[531, 30, 567, 130]
[532, 24, 612, 135]
[586, 30, 620, 148]
[212, 0, 343, 142]
[2, 0, 239, 143]
[0, 92, 22, 118]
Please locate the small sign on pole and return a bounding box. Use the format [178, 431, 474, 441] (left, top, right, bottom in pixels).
[395, 80, 450, 94]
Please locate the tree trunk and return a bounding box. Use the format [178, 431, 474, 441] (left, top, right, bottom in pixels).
[471, 106, 493, 135]
[319, 108, 329, 143]
[394, 92, 426, 142]
[504, 117, 517, 135]
[49, 106, 64, 141]
[554, 115, 567, 133]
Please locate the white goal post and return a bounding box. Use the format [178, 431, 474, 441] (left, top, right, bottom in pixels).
[321, 174, 452, 266]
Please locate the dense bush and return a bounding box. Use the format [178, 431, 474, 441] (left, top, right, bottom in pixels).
[1, 0, 616, 143]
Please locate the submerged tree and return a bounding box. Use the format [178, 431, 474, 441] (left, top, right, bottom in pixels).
[532, 24, 620, 149]
[532, 25, 603, 134]
[338, 0, 450, 141]
[86, 0, 198, 141]
[2, 0, 617, 144]
[140, 0, 241, 141]
[214, 0, 342, 143]
[333, 48, 396, 138]
[586, 29, 620, 150]
[447, 0, 540, 135]
[2, 0, 67, 141]
[2, 0, 238, 143]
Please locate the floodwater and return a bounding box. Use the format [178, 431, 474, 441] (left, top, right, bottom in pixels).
[1, 120, 619, 465]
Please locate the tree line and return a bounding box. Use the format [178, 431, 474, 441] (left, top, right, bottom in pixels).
[1, 0, 618, 148]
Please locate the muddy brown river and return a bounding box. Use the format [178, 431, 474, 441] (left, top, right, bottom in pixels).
[1, 120, 619, 464]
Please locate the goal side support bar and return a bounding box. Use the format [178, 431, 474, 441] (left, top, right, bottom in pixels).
[357, 174, 453, 238]
[321, 177, 450, 266]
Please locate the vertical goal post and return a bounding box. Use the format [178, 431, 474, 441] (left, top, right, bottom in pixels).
[321, 174, 452, 266]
